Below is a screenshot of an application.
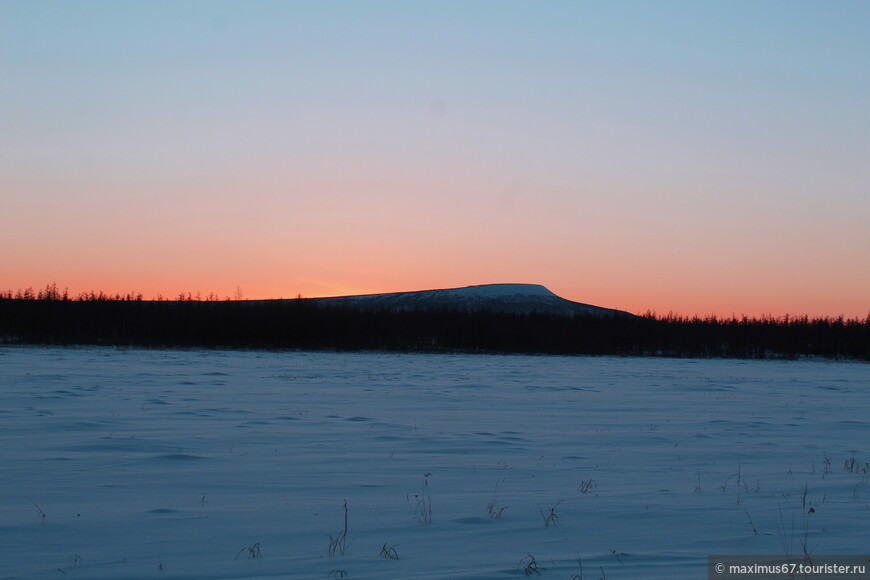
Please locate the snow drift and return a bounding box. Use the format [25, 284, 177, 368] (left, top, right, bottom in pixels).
[311, 283, 631, 317]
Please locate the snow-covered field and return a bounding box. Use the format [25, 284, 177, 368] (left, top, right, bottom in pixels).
[1, 347, 868, 579]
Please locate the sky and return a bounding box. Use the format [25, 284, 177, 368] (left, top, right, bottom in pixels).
[1, 1, 868, 317]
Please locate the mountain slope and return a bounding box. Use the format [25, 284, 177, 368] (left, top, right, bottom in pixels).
[310, 283, 631, 317]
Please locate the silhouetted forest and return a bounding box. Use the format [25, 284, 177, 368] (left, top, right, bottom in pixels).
[1, 285, 868, 360]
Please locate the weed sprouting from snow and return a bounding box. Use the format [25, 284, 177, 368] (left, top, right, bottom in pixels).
[379, 542, 399, 560]
[844, 454, 870, 474]
[733, 462, 743, 504]
[744, 508, 759, 535]
[34, 504, 47, 524]
[822, 453, 832, 479]
[234, 542, 261, 560]
[578, 479, 597, 494]
[798, 510, 816, 560]
[569, 555, 585, 579]
[721, 462, 758, 504]
[413, 473, 433, 525]
[328, 500, 349, 556]
[845, 454, 856, 473]
[486, 476, 507, 519]
[777, 502, 800, 559]
[57, 554, 81, 574]
[328, 570, 348, 578]
[785, 486, 818, 558]
[518, 552, 544, 575]
[540, 500, 564, 527]
[488, 503, 507, 519]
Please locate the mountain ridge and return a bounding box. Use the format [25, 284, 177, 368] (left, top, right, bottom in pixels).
[308, 283, 632, 317]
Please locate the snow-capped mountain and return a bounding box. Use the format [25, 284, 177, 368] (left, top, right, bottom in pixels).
[310, 283, 632, 317]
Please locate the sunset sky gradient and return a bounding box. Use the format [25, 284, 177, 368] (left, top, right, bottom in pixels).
[2, 1, 868, 317]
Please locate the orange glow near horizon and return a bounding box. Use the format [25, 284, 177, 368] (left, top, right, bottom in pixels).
[2, 171, 868, 318]
[3, 269, 867, 320]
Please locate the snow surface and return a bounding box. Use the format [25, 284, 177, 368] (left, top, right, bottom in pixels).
[320, 284, 557, 301]
[1, 347, 868, 579]
[311, 283, 620, 316]
[440, 284, 555, 298]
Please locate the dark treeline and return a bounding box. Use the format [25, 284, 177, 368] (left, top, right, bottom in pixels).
[1, 288, 868, 360]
